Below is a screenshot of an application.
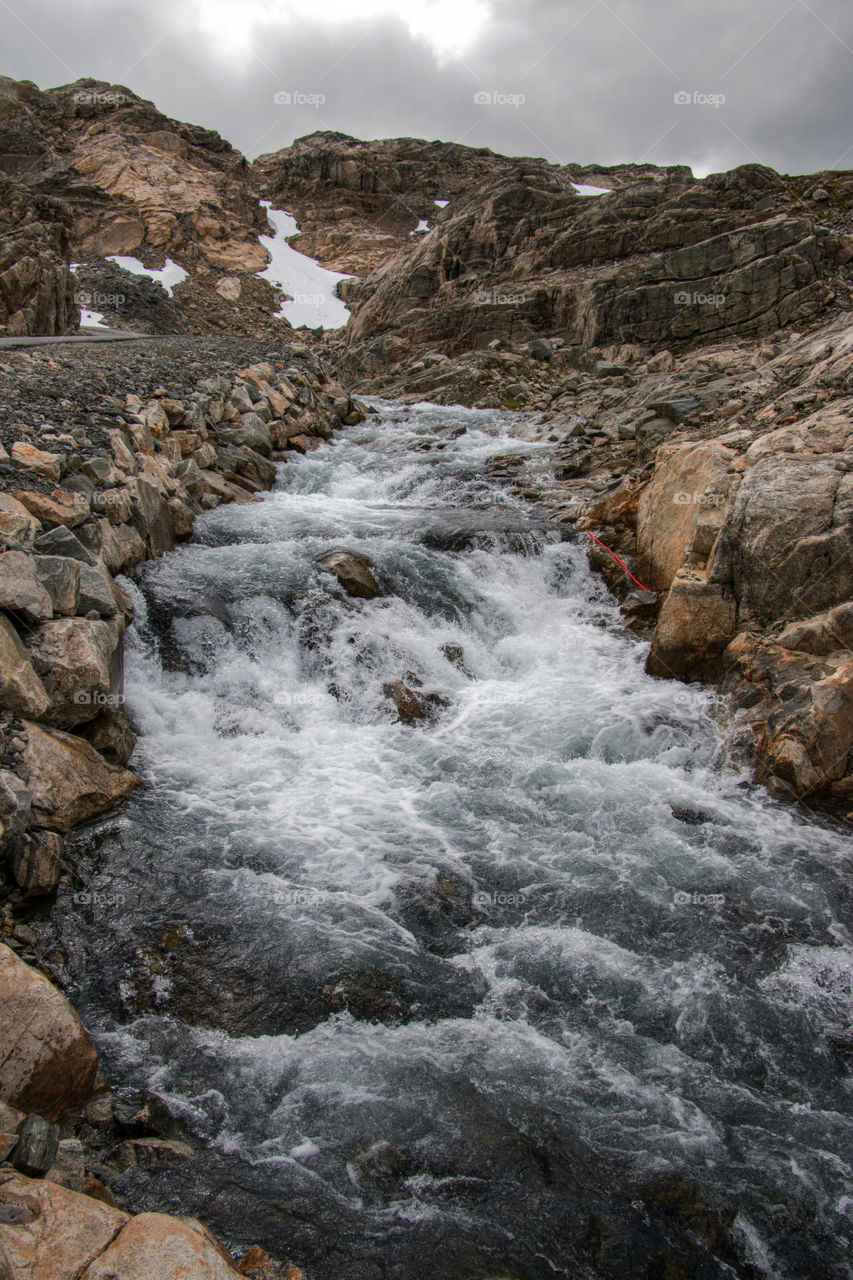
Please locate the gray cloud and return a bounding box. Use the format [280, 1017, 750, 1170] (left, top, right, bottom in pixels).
[1, 0, 851, 175]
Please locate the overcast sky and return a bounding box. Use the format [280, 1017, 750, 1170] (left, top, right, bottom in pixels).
[2, 0, 851, 176]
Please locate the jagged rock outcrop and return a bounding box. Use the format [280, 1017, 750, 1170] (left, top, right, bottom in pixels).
[0, 175, 78, 335]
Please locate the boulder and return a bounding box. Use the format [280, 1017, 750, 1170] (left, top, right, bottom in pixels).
[383, 679, 429, 724]
[218, 413, 273, 456]
[12, 489, 89, 529]
[20, 720, 138, 831]
[709, 456, 853, 627]
[646, 573, 737, 681]
[33, 525, 97, 566]
[0, 1170, 128, 1279]
[0, 550, 53, 622]
[81, 1212, 242, 1279]
[636, 442, 736, 591]
[9, 443, 62, 482]
[34, 555, 81, 616]
[6, 829, 64, 896]
[26, 617, 123, 729]
[0, 616, 50, 719]
[0, 944, 98, 1118]
[0, 493, 42, 550]
[76, 564, 118, 618]
[316, 549, 380, 599]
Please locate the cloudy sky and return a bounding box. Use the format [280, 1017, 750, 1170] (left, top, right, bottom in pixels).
[2, 0, 851, 175]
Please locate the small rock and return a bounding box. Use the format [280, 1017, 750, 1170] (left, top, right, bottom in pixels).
[10, 442, 62, 482]
[316, 549, 380, 599]
[12, 1113, 60, 1175]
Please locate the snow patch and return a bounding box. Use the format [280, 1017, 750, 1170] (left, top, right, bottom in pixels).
[256, 202, 350, 330]
[106, 255, 189, 296]
[411, 219, 429, 234]
[434, 198, 449, 208]
[572, 183, 611, 197]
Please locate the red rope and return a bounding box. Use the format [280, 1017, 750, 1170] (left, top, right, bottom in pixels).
[585, 531, 650, 592]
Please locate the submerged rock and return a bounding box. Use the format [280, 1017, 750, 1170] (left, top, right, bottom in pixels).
[316, 548, 380, 599]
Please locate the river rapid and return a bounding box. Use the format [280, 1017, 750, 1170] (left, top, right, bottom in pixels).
[49, 400, 853, 1280]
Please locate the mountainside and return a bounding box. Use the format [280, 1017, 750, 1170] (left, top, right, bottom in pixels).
[253, 130, 664, 276]
[0, 77, 286, 337]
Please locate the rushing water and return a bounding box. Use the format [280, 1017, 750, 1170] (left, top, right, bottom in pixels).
[51, 401, 852, 1279]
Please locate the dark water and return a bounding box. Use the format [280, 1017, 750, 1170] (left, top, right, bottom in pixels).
[49, 401, 853, 1279]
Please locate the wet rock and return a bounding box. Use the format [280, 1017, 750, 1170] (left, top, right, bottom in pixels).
[316, 548, 380, 599]
[76, 708, 137, 767]
[0, 943, 98, 1118]
[440, 642, 470, 673]
[20, 719, 139, 831]
[114, 1137, 195, 1170]
[6, 829, 64, 896]
[12, 1114, 59, 1176]
[0, 550, 54, 623]
[238, 1244, 307, 1280]
[321, 969, 409, 1023]
[383, 679, 426, 723]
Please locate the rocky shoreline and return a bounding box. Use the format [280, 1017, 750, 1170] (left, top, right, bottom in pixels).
[0, 335, 366, 1279]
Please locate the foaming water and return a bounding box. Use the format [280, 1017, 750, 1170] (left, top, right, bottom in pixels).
[52, 401, 853, 1280]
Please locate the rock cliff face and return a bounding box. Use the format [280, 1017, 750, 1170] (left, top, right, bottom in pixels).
[342, 163, 853, 376]
[0, 175, 78, 335]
